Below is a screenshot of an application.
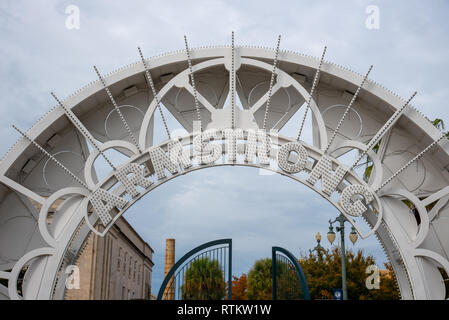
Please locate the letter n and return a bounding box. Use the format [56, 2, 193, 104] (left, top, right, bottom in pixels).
[149, 145, 180, 180]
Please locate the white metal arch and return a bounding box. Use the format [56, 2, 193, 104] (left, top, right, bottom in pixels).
[0, 43, 448, 300]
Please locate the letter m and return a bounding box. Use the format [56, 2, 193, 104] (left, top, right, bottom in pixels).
[307, 155, 347, 196]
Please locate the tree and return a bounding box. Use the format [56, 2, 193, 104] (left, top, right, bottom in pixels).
[231, 274, 248, 300]
[247, 258, 272, 300]
[181, 257, 225, 300]
[300, 247, 400, 300]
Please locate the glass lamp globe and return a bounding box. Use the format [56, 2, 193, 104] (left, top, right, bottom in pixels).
[315, 232, 322, 242]
[327, 230, 336, 245]
[349, 227, 358, 245]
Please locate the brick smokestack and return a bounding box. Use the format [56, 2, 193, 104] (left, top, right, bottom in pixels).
[163, 238, 175, 299]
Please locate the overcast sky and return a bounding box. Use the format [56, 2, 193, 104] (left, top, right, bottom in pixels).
[1, 0, 449, 295]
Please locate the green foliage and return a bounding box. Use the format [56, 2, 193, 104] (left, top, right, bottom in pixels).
[300, 247, 400, 300]
[247, 258, 272, 300]
[432, 118, 449, 138]
[246, 258, 306, 300]
[432, 118, 445, 131]
[360, 141, 380, 183]
[181, 257, 225, 300]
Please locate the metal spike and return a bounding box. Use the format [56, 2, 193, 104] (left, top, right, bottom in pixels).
[375, 131, 447, 192]
[325, 65, 373, 153]
[93, 65, 142, 153]
[262, 35, 281, 130]
[13, 125, 90, 190]
[297, 46, 327, 141]
[231, 31, 236, 129]
[350, 91, 417, 171]
[137, 46, 171, 140]
[183, 35, 203, 133]
[51, 92, 117, 171]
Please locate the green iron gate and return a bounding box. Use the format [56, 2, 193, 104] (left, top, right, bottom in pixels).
[272, 246, 310, 300]
[157, 239, 232, 300]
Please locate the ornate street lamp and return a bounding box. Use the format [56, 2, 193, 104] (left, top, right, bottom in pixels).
[349, 226, 358, 245]
[327, 213, 358, 300]
[309, 232, 327, 255]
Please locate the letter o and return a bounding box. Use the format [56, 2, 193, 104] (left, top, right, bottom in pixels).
[277, 142, 308, 173]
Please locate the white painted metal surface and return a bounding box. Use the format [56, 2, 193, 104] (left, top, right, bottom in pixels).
[0, 41, 448, 300]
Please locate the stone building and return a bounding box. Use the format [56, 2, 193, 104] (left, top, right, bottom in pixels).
[65, 216, 154, 300]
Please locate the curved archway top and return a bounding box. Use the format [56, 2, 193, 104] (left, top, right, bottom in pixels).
[1, 45, 446, 173]
[1, 40, 449, 301]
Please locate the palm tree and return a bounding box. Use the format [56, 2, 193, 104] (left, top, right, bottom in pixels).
[181, 257, 225, 300]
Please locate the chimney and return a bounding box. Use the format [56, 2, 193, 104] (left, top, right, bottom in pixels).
[163, 238, 175, 299]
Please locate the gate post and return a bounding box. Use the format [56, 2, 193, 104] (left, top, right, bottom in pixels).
[272, 247, 277, 300]
[272, 246, 310, 300]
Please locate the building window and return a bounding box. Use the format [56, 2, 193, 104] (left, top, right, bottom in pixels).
[129, 257, 132, 278]
[122, 286, 126, 300]
[123, 252, 128, 275]
[138, 264, 141, 284]
[117, 247, 122, 271]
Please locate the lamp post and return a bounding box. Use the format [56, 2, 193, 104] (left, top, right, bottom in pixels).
[309, 232, 327, 255]
[327, 213, 358, 300]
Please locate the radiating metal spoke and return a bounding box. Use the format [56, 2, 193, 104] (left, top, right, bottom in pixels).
[138, 46, 171, 140]
[325, 65, 373, 153]
[13, 125, 90, 190]
[93, 65, 142, 153]
[184, 35, 203, 133]
[231, 31, 236, 129]
[375, 131, 447, 192]
[297, 46, 327, 141]
[51, 92, 116, 171]
[350, 91, 417, 171]
[262, 35, 281, 130]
